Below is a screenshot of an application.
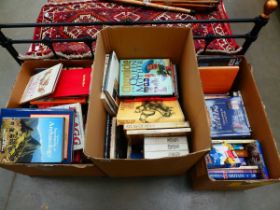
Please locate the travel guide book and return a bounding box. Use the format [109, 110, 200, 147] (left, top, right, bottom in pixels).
[0, 117, 64, 163]
[0, 108, 75, 163]
[20, 63, 63, 104]
[205, 96, 251, 138]
[119, 59, 175, 97]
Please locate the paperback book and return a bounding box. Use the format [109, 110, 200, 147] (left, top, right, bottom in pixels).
[0, 117, 64, 163]
[117, 100, 185, 125]
[205, 96, 251, 138]
[119, 59, 174, 97]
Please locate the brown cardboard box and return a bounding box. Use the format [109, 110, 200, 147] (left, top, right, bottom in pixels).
[191, 58, 280, 190]
[2, 60, 104, 176]
[84, 26, 211, 177]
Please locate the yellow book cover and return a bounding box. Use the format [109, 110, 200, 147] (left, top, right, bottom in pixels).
[117, 100, 185, 125]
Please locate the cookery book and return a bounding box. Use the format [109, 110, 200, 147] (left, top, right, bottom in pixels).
[119, 59, 174, 97]
[20, 63, 63, 104]
[0, 117, 64, 163]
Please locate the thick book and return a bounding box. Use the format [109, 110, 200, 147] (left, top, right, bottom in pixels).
[126, 128, 191, 138]
[205, 96, 251, 138]
[104, 114, 112, 159]
[199, 65, 239, 94]
[0, 108, 75, 163]
[103, 51, 119, 112]
[109, 117, 117, 159]
[30, 97, 87, 107]
[144, 150, 189, 159]
[117, 100, 185, 125]
[119, 59, 174, 97]
[0, 117, 64, 163]
[51, 67, 92, 98]
[20, 63, 63, 104]
[50, 103, 85, 151]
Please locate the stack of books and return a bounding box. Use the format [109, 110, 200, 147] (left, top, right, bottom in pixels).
[199, 58, 269, 180]
[0, 63, 92, 164]
[101, 51, 191, 159]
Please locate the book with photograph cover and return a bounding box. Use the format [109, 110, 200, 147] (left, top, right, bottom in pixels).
[119, 59, 174, 97]
[205, 96, 251, 139]
[20, 63, 63, 104]
[0, 117, 64, 163]
[0, 108, 75, 163]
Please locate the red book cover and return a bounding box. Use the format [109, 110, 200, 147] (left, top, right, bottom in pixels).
[51, 67, 92, 98]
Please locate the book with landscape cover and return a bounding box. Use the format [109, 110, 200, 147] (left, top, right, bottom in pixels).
[205, 96, 251, 138]
[50, 103, 85, 151]
[119, 59, 174, 97]
[51, 67, 92, 98]
[20, 63, 63, 104]
[0, 108, 75, 162]
[0, 117, 64, 163]
[117, 100, 185, 125]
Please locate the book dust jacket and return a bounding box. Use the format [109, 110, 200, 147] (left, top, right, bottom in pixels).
[0, 117, 64, 163]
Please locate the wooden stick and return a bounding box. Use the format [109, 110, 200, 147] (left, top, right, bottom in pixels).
[113, 0, 194, 13]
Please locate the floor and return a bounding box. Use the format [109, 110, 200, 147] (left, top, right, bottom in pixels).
[0, 0, 279, 210]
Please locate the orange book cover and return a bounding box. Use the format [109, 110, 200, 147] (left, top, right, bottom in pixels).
[199, 66, 239, 94]
[51, 67, 92, 98]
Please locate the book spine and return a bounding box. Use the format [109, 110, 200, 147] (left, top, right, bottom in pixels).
[104, 114, 112, 159]
[124, 121, 190, 130]
[208, 172, 258, 180]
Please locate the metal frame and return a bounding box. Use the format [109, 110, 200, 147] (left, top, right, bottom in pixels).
[0, 0, 277, 65]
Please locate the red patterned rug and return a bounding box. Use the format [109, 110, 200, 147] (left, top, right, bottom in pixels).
[21, 0, 241, 59]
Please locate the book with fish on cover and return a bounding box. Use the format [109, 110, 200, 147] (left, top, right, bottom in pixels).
[116, 100, 185, 125]
[119, 59, 175, 97]
[0, 117, 64, 163]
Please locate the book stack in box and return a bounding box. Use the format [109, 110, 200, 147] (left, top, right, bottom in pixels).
[101, 51, 191, 159]
[0, 63, 93, 164]
[198, 57, 269, 180]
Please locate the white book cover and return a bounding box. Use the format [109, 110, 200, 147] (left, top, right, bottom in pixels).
[144, 136, 188, 145]
[145, 150, 189, 159]
[20, 63, 63, 104]
[104, 51, 119, 110]
[50, 103, 85, 150]
[145, 143, 189, 152]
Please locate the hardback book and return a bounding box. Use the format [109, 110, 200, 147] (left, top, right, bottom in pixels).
[50, 103, 85, 151]
[115, 125, 128, 159]
[103, 51, 120, 113]
[144, 136, 189, 145]
[20, 63, 63, 104]
[30, 114, 70, 161]
[124, 121, 190, 130]
[30, 96, 87, 107]
[198, 55, 241, 67]
[51, 67, 92, 98]
[117, 100, 185, 125]
[104, 114, 112, 159]
[205, 96, 251, 138]
[0, 117, 64, 163]
[0, 108, 75, 162]
[127, 144, 143, 159]
[109, 117, 117, 159]
[100, 54, 117, 115]
[199, 65, 239, 94]
[119, 59, 174, 97]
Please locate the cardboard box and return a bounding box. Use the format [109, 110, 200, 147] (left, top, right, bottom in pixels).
[2, 60, 104, 177]
[84, 26, 211, 177]
[191, 58, 280, 190]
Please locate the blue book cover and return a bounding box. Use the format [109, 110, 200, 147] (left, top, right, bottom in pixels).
[208, 172, 258, 180]
[119, 59, 174, 97]
[0, 108, 74, 163]
[205, 96, 251, 138]
[0, 117, 64, 163]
